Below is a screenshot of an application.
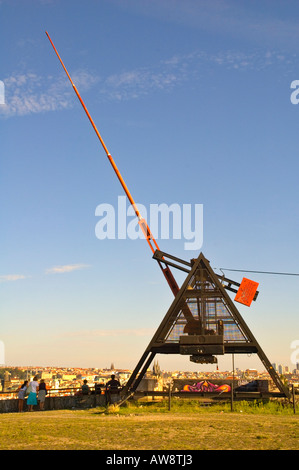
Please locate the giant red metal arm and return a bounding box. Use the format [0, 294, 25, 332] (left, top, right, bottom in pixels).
[45, 31, 189, 306]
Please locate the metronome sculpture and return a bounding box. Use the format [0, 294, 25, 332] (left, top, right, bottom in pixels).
[46, 32, 291, 400]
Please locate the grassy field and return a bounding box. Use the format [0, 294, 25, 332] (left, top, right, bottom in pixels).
[0, 400, 298, 450]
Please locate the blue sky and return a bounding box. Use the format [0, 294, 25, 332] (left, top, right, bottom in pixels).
[1, 0, 299, 372]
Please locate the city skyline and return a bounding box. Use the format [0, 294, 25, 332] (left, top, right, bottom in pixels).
[1, 1, 299, 372]
[1, 362, 298, 372]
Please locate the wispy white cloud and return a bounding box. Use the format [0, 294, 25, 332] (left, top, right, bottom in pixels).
[0, 264, 90, 281]
[45, 263, 91, 274]
[0, 274, 28, 283]
[103, 67, 180, 101]
[1, 48, 292, 116]
[97, 48, 293, 102]
[0, 70, 99, 117]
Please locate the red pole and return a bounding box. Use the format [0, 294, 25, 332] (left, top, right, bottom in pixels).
[45, 31, 180, 295]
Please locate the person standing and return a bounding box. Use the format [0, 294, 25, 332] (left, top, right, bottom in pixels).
[38, 379, 47, 411]
[81, 379, 90, 395]
[106, 374, 121, 404]
[27, 376, 39, 411]
[18, 380, 28, 412]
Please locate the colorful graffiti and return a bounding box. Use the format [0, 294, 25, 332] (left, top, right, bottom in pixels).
[182, 380, 231, 393]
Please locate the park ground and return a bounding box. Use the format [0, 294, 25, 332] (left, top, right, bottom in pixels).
[0, 400, 298, 450]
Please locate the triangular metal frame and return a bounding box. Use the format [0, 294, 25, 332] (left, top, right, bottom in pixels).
[123, 252, 290, 398]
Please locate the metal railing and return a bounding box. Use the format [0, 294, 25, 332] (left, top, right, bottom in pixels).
[0, 385, 107, 399]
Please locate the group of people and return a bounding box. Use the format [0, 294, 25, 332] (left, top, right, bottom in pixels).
[81, 374, 121, 404]
[17, 374, 121, 412]
[17, 376, 47, 412]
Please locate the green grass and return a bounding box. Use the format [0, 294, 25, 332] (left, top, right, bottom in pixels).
[0, 400, 298, 450]
[119, 398, 298, 415]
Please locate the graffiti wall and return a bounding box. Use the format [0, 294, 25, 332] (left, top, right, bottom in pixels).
[173, 379, 231, 394]
[172, 379, 269, 393]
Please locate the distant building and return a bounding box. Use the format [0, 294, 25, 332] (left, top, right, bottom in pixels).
[136, 377, 162, 392]
[62, 374, 76, 381]
[41, 372, 53, 380]
[53, 380, 60, 389]
[3, 371, 11, 392]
